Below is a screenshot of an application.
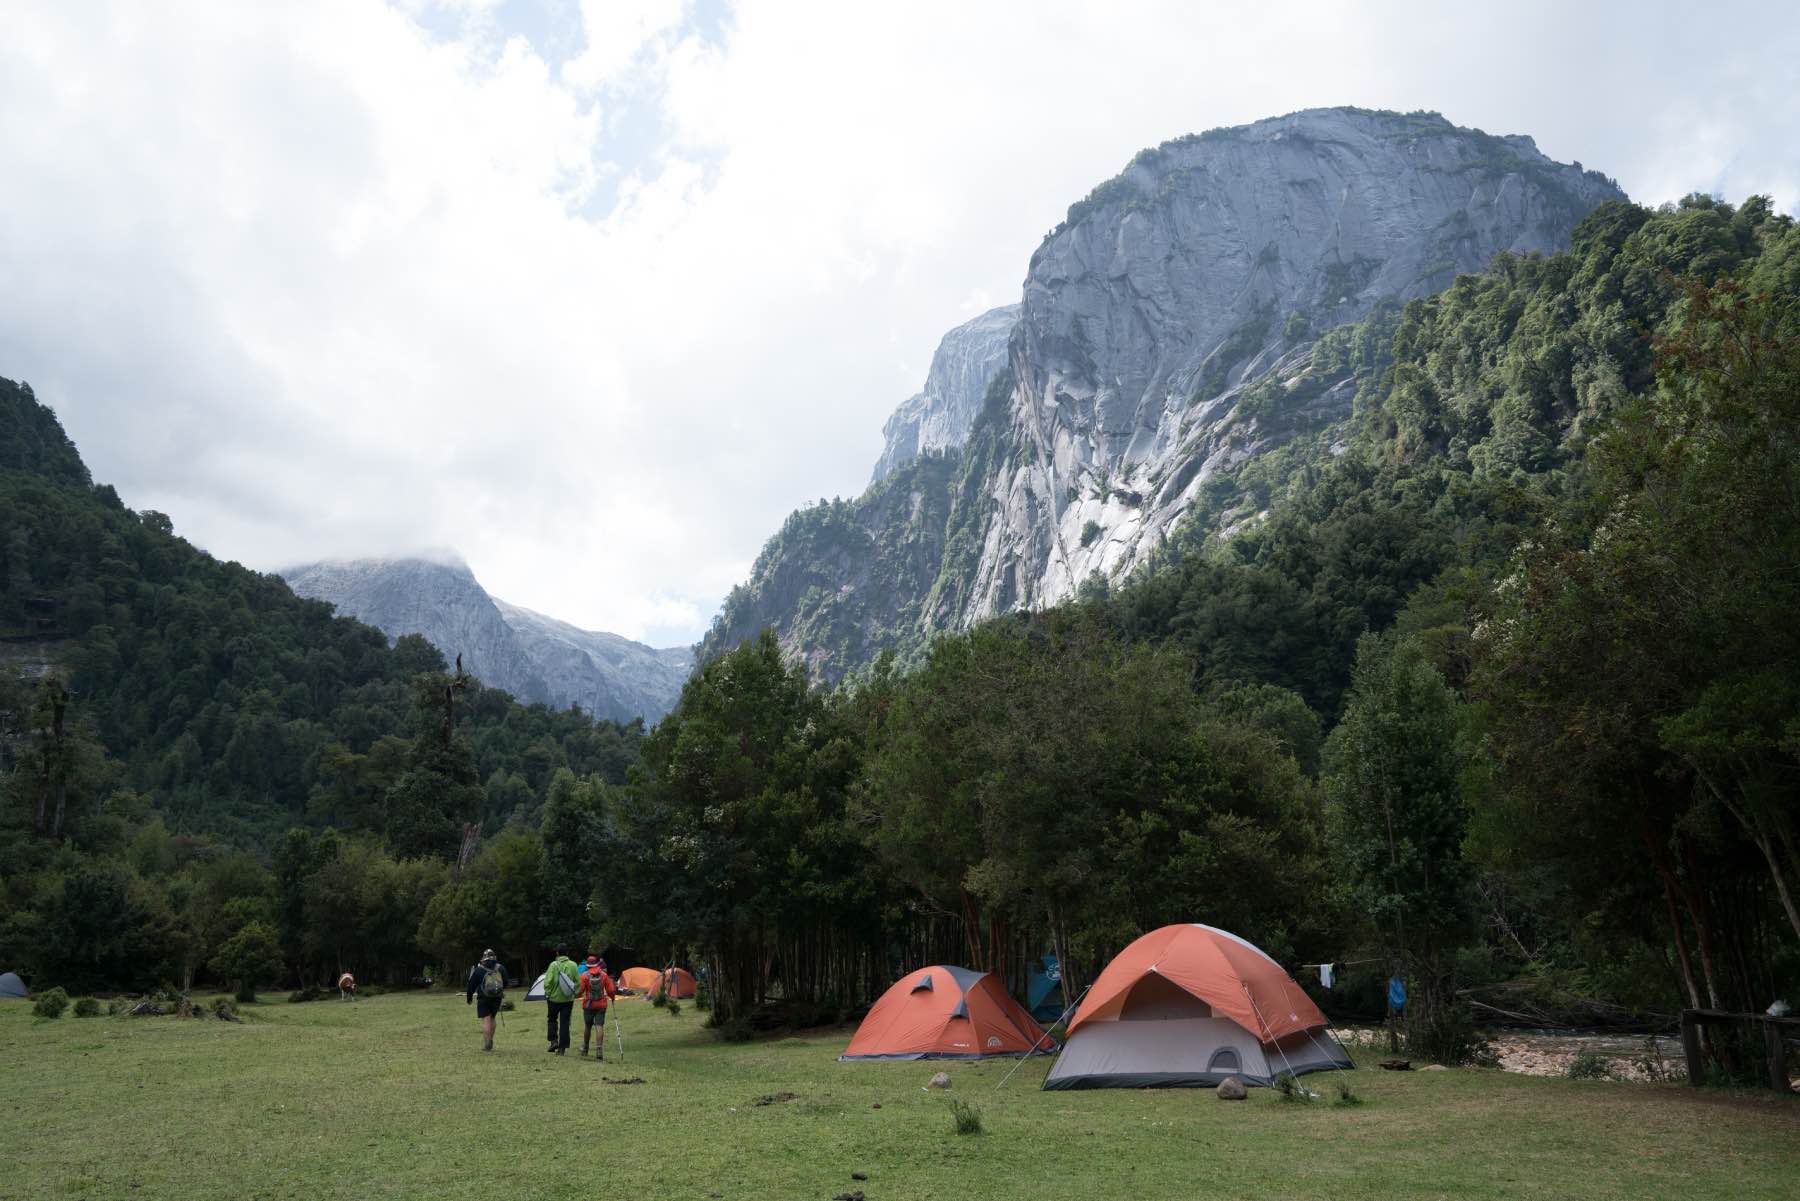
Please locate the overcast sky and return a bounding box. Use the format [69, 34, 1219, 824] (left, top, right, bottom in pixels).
[3, 1, 1796, 646]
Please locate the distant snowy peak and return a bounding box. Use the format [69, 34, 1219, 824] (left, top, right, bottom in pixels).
[282, 556, 690, 723]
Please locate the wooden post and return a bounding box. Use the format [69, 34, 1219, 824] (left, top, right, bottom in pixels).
[1766, 1018, 1789, 1093]
[1681, 1010, 1703, 1086]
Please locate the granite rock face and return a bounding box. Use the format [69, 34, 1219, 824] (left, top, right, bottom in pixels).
[702, 108, 1624, 683]
[283, 554, 690, 723]
[871, 305, 1020, 482]
[965, 107, 1623, 620]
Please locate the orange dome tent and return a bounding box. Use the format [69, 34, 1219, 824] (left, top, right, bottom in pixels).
[619, 967, 660, 993]
[1044, 924, 1351, 1089]
[840, 966, 1050, 1060]
[621, 966, 696, 999]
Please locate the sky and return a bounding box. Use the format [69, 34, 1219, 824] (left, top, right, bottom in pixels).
[2, 1, 1796, 647]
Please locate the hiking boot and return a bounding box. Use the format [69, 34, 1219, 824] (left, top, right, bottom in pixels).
[483, 1039, 493, 1052]
[546, 1044, 558, 1053]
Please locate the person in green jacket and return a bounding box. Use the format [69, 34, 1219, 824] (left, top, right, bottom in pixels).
[542, 943, 582, 1055]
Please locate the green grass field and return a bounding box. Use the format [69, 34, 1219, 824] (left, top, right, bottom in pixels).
[2, 992, 1796, 1201]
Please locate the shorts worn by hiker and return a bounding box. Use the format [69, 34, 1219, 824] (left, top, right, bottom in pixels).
[582, 1006, 608, 1031]
[465, 960, 508, 1020]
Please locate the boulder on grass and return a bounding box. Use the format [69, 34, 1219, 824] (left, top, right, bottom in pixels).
[1216, 1076, 1248, 1100]
[927, 1072, 952, 1090]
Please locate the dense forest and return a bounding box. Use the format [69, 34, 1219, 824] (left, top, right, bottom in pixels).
[3, 197, 1796, 1074]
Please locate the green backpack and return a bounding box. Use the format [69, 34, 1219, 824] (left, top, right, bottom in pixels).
[480, 963, 505, 998]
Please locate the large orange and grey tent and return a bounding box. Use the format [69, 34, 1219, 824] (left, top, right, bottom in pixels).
[1044, 924, 1351, 1089]
[621, 966, 696, 998]
[840, 966, 1050, 1060]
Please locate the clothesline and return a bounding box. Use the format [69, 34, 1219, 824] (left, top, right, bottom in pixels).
[1296, 957, 1387, 990]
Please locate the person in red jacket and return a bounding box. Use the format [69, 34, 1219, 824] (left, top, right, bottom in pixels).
[577, 956, 619, 1060]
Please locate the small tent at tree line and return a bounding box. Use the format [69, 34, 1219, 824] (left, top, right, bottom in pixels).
[840, 965, 1050, 1060]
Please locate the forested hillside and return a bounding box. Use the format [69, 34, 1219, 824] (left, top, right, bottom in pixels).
[0, 378, 641, 992]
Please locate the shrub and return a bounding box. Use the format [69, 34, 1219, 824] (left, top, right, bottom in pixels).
[947, 1099, 984, 1135]
[1631, 1036, 1673, 1082]
[1404, 999, 1485, 1066]
[233, 983, 257, 1004]
[287, 986, 324, 1004]
[1273, 1072, 1315, 1103]
[709, 1016, 754, 1042]
[663, 998, 682, 1018]
[1564, 1049, 1613, 1080]
[210, 997, 241, 1022]
[1080, 520, 1102, 548]
[73, 997, 100, 1018]
[33, 987, 70, 1019]
[106, 998, 126, 1016]
[1332, 1077, 1362, 1107]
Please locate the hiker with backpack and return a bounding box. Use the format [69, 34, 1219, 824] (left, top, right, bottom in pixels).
[542, 943, 582, 1056]
[576, 955, 619, 1060]
[464, 948, 509, 1052]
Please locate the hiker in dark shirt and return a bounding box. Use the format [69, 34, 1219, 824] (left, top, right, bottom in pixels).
[464, 948, 508, 1052]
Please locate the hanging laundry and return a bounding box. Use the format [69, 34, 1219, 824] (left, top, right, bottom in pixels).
[1317, 963, 1335, 989]
[1387, 975, 1407, 1013]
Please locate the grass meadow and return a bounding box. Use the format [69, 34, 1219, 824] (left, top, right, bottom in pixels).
[2, 991, 1796, 1200]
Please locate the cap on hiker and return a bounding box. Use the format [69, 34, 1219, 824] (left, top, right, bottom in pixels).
[482, 948, 496, 961]
[586, 956, 599, 966]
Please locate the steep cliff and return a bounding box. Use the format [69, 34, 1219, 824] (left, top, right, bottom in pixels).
[871, 304, 1019, 482]
[283, 555, 690, 723]
[701, 108, 1625, 683]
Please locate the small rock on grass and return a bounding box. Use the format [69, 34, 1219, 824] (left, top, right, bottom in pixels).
[927, 1071, 952, 1089]
[832, 1193, 865, 1201]
[1216, 1077, 1247, 1100]
[851, 1172, 868, 1181]
[1421, 1064, 1448, 1072]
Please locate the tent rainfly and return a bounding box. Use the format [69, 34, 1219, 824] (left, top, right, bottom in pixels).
[1043, 924, 1352, 1089]
[0, 971, 26, 999]
[840, 965, 1050, 1060]
[620, 966, 696, 998]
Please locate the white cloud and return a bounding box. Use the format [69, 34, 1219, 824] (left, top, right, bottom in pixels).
[1, 0, 1795, 646]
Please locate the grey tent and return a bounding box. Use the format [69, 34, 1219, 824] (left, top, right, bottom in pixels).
[0, 971, 27, 999]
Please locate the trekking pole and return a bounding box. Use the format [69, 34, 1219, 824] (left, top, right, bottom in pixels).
[613, 999, 626, 1064]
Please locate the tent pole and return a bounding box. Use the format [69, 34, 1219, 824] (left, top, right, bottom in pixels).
[993, 982, 1091, 1092]
[1239, 981, 1310, 1087]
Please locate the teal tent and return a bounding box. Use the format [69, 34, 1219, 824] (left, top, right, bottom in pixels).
[0, 971, 26, 999]
[1027, 955, 1063, 1022]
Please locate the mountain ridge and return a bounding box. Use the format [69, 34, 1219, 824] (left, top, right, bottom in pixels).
[700, 107, 1625, 683]
[283, 556, 690, 723]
